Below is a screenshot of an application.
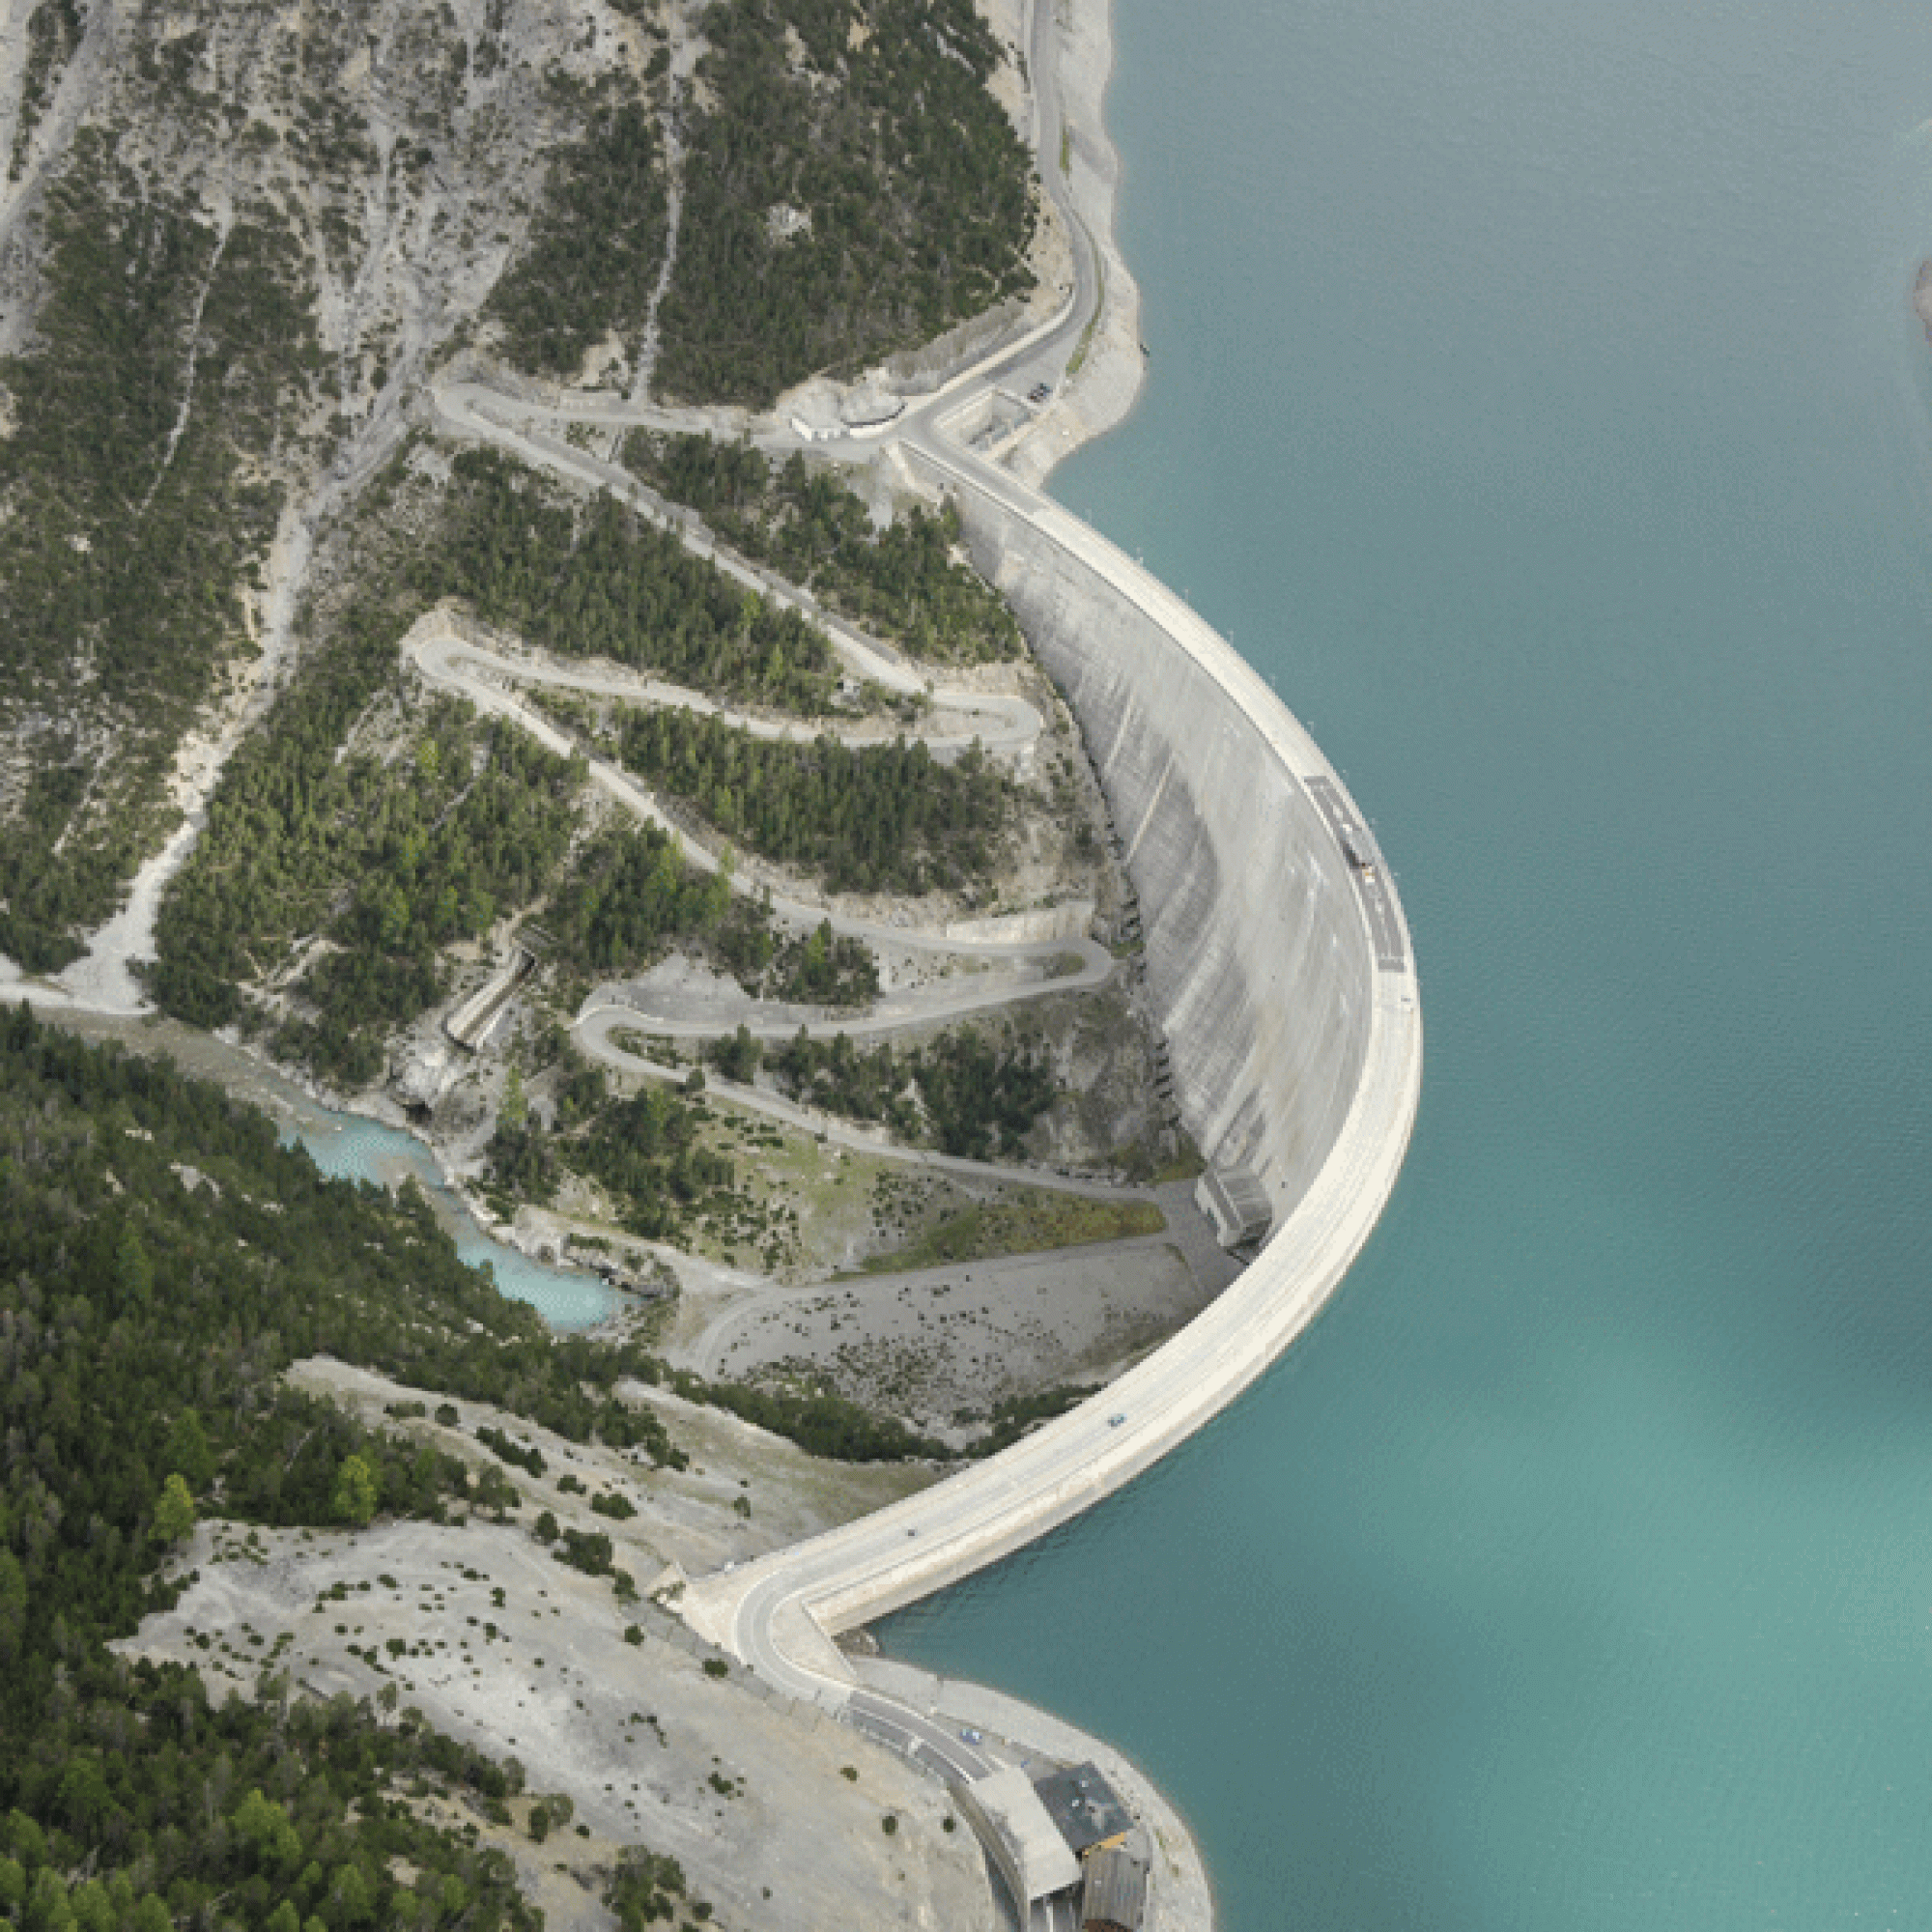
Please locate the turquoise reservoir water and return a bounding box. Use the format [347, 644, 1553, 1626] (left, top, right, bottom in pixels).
[28, 1006, 615, 1327]
[884, 3, 1932, 1926]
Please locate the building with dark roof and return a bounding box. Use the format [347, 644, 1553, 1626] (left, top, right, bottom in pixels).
[1195, 1162, 1273, 1248]
[952, 1767, 1081, 1912]
[1034, 1762, 1135, 1860]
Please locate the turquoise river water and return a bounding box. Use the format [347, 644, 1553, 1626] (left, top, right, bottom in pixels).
[296, 1109, 612, 1328]
[880, 2, 1932, 1927]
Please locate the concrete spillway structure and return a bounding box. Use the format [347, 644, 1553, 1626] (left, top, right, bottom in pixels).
[682, 445, 1422, 1686]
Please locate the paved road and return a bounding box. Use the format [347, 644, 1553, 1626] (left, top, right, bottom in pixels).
[666, 28, 1425, 1777]
[847, 1689, 990, 1785]
[573, 925, 1108, 1043]
[411, 621, 1043, 761]
[1303, 775, 1408, 973]
[429, 384, 1044, 731]
[402, 605, 1105, 966]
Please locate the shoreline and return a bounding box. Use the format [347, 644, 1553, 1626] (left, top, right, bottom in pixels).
[855, 1654, 1216, 1932]
[685, 9, 1420, 1932]
[866, 6, 1226, 1920]
[1007, 0, 1151, 491]
[867, 14, 1220, 1917]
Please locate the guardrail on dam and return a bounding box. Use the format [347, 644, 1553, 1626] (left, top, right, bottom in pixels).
[682, 451, 1423, 1672]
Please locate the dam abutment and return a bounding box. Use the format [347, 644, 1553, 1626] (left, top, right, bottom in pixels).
[680, 452, 1421, 1665]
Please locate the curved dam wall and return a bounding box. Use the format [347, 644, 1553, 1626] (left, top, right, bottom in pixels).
[930, 459, 1383, 1223]
[684, 456, 1420, 1666]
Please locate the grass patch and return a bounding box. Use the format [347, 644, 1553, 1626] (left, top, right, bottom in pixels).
[857, 1188, 1163, 1274]
[1154, 1138, 1207, 1184]
[1065, 235, 1106, 380]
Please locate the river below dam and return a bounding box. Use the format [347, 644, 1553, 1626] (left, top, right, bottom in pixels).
[882, 1, 1932, 1927]
[43, 1009, 615, 1329]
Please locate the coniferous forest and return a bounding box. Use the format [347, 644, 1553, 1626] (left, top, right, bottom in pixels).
[421, 450, 841, 714]
[0, 1005, 994, 1921]
[625, 434, 1024, 665]
[654, 0, 1037, 405]
[597, 704, 1013, 898]
[0, 1009, 690, 1930]
[0, 143, 319, 974]
[148, 442, 880, 1078]
[763, 1023, 1060, 1160]
[0, 0, 1119, 1916]
[485, 101, 668, 380]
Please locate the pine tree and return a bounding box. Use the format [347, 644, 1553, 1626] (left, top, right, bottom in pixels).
[331, 1454, 379, 1527]
[154, 1474, 195, 1545]
[115, 1222, 153, 1309]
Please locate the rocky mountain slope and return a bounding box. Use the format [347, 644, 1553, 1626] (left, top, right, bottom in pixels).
[0, 0, 1037, 980]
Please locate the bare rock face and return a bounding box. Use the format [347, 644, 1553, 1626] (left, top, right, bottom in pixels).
[392, 1037, 461, 1113]
[1913, 261, 1932, 341]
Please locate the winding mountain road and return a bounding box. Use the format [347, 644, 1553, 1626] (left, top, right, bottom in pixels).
[570, 1004, 1146, 1200]
[405, 607, 1116, 1048]
[430, 381, 1043, 746]
[420, 4, 1423, 1905]
[410, 622, 1041, 761]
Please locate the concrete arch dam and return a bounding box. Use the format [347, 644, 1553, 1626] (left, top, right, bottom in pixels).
[947, 466, 1401, 1220]
[681, 451, 1423, 1691]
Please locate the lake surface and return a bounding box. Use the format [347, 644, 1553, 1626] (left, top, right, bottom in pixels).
[883, 2, 1932, 1926]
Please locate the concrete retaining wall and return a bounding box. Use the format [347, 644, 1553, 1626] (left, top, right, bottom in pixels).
[880, 297, 1037, 395]
[946, 481, 1376, 1222]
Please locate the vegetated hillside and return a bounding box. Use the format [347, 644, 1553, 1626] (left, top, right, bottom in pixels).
[485, 92, 668, 377]
[0, 1006, 700, 1929]
[0, 0, 1044, 975]
[627, 430, 1025, 663]
[756, 1020, 1060, 1159]
[582, 699, 1016, 897]
[420, 447, 839, 712]
[146, 443, 888, 1083]
[0, 139, 319, 971]
[0, 0, 672, 972]
[654, 0, 1037, 405]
